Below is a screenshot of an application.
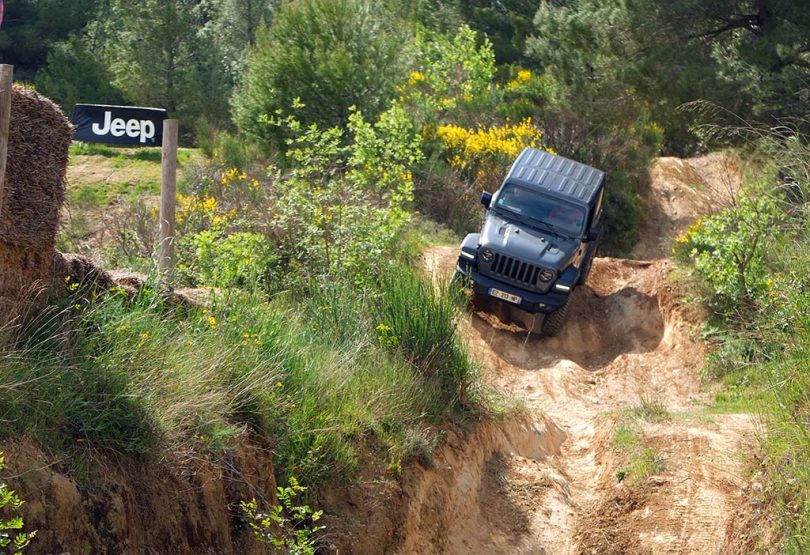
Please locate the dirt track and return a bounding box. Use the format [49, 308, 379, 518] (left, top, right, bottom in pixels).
[415, 155, 755, 554]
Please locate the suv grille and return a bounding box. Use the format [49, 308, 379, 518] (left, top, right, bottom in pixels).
[485, 253, 552, 291]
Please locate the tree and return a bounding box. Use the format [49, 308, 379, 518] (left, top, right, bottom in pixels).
[0, 0, 100, 81]
[217, 0, 276, 49]
[36, 34, 125, 114]
[385, 0, 536, 64]
[526, 0, 810, 148]
[457, 0, 537, 64]
[104, 0, 232, 126]
[232, 0, 408, 150]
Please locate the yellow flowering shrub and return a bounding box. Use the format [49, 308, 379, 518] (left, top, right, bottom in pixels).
[177, 167, 265, 234]
[177, 192, 220, 230]
[434, 118, 553, 184]
[408, 71, 425, 86]
[505, 69, 533, 90]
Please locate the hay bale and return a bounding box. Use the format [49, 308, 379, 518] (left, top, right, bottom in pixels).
[0, 85, 71, 249]
[0, 86, 72, 322]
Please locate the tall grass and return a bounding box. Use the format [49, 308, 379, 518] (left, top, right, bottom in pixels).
[377, 268, 475, 408]
[0, 265, 477, 485]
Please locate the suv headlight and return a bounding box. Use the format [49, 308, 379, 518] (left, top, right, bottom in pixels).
[480, 248, 494, 262]
[538, 269, 554, 282]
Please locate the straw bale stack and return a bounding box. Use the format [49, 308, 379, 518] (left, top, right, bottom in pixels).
[0, 86, 111, 323]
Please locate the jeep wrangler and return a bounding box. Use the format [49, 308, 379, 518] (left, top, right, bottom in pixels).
[454, 147, 606, 336]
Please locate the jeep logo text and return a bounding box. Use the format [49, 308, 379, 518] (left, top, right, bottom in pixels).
[92, 111, 155, 144]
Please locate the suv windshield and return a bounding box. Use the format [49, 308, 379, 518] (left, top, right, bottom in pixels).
[494, 183, 586, 236]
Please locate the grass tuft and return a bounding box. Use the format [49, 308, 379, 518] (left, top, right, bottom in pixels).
[629, 395, 671, 423]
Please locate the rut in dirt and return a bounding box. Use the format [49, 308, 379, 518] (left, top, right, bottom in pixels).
[413, 155, 755, 555]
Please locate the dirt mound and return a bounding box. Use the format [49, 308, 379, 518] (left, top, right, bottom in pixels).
[576, 416, 755, 555]
[393, 417, 566, 555]
[469, 258, 680, 372]
[632, 154, 742, 260]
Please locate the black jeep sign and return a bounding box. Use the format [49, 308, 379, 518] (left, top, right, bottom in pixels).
[72, 104, 167, 147]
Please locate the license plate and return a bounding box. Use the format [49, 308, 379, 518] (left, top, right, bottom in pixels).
[489, 288, 522, 305]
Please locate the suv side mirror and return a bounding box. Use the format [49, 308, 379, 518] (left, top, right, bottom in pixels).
[481, 191, 493, 208]
[587, 228, 600, 242]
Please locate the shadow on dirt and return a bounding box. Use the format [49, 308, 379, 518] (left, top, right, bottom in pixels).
[470, 285, 665, 371]
[476, 452, 535, 540]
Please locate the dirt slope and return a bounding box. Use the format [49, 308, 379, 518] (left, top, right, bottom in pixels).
[415, 153, 754, 554]
[632, 154, 742, 259]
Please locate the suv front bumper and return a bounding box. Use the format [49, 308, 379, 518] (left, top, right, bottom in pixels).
[456, 259, 570, 314]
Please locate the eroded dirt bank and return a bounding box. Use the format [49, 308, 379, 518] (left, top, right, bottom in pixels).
[404, 154, 756, 554]
[2, 441, 275, 553]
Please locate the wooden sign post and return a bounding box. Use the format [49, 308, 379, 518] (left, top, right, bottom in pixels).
[158, 119, 178, 282]
[0, 64, 13, 217]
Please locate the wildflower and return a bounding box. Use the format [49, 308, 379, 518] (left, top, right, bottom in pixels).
[208, 316, 217, 329]
[376, 324, 399, 347]
[408, 71, 425, 85]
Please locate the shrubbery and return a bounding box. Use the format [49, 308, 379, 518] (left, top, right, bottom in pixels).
[673, 194, 782, 318]
[674, 132, 810, 550]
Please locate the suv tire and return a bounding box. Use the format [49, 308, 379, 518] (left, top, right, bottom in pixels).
[541, 294, 572, 336]
[577, 248, 596, 285]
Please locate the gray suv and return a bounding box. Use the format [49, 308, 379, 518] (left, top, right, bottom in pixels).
[455, 147, 605, 335]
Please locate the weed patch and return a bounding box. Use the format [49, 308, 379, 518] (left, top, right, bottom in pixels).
[612, 403, 668, 485]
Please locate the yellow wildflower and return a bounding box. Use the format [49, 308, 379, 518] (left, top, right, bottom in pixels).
[408, 71, 425, 85]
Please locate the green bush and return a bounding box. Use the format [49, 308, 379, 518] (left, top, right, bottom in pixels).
[233, 0, 407, 150]
[180, 231, 279, 290]
[673, 193, 782, 318]
[0, 453, 37, 553]
[241, 476, 324, 554]
[269, 103, 422, 281]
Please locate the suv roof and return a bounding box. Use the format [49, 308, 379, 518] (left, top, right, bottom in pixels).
[503, 147, 605, 205]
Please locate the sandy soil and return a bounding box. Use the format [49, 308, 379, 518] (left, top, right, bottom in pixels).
[413, 153, 756, 554]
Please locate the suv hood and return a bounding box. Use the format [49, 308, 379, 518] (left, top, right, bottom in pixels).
[480, 212, 579, 270]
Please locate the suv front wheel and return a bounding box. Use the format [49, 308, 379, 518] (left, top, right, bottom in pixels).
[541, 294, 572, 336]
